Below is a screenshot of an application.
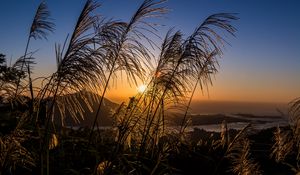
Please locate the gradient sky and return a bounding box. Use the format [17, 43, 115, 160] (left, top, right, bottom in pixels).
[0, 0, 299, 104]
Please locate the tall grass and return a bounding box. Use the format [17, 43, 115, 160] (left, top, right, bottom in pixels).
[271, 97, 300, 173]
[0, 0, 245, 174]
[15, 2, 54, 108]
[88, 0, 167, 145]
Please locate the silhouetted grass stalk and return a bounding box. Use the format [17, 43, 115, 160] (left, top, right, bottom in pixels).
[15, 2, 54, 108]
[88, 0, 166, 147]
[88, 57, 117, 145]
[180, 53, 217, 134]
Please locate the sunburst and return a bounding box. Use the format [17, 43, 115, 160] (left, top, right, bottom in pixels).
[137, 84, 147, 93]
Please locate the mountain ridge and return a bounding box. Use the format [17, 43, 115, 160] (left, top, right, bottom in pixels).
[53, 91, 119, 127]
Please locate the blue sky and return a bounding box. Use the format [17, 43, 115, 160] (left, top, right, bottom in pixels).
[0, 0, 299, 103]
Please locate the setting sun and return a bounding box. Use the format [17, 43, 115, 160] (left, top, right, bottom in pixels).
[137, 84, 147, 93]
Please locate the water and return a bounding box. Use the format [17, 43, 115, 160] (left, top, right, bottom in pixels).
[66, 114, 290, 133]
[184, 114, 289, 132]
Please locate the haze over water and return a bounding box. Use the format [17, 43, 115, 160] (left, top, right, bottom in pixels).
[190, 100, 288, 116]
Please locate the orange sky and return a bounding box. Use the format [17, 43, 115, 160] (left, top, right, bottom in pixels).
[104, 70, 299, 104]
[2, 0, 300, 106]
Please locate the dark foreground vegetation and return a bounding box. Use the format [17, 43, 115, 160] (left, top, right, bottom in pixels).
[1, 0, 299, 174]
[1, 113, 300, 175]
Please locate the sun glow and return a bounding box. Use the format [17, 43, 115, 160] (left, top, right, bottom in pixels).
[137, 84, 147, 93]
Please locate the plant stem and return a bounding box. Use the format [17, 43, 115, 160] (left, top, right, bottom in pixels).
[88, 56, 118, 146]
[142, 59, 182, 150]
[179, 78, 199, 134]
[15, 36, 31, 96]
[180, 56, 213, 134]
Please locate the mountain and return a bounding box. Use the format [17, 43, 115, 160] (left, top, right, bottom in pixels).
[51, 91, 287, 128]
[166, 113, 287, 126]
[53, 91, 119, 127]
[189, 100, 288, 115]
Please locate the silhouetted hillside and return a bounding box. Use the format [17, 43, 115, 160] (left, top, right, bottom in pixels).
[53, 91, 119, 127]
[167, 113, 286, 126]
[167, 113, 252, 126]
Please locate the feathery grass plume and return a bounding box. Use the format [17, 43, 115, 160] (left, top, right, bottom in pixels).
[37, 0, 103, 126]
[220, 120, 230, 147]
[180, 50, 219, 134]
[271, 126, 293, 162]
[290, 97, 300, 121]
[52, 0, 102, 92]
[152, 30, 191, 103]
[107, 95, 174, 174]
[212, 124, 251, 174]
[48, 134, 58, 150]
[109, 96, 150, 168]
[15, 1, 55, 101]
[139, 13, 238, 152]
[182, 12, 237, 85]
[270, 97, 300, 173]
[0, 130, 35, 174]
[29, 2, 55, 40]
[111, 100, 142, 148]
[149, 13, 238, 126]
[34, 1, 103, 174]
[178, 13, 238, 133]
[226, 124, 251, 153]
[89, 0, 167, 141]
[230, 139, 262, 175]
[96, 160, 111, 175]
[224, 126, 263, 175]
[138, 30, 189, 152]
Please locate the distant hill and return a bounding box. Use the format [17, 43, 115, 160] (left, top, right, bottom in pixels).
[167, 113, 246, 126]
[189, 100, 288, 115]
[166, 113, 286, 126]
[50, 92, 287, 128]
[53, 91, 119, 127]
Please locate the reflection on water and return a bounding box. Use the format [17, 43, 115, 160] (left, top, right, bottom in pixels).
[67, 114, 290, 133]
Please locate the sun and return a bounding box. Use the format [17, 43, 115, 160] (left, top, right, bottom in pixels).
[137, 84, 147, 93]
